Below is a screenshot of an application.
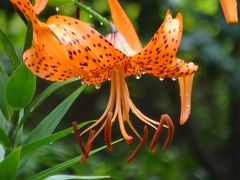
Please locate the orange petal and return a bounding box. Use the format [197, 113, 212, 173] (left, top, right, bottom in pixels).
[220, 0, 238, 24]
[128, 11, 186, 77]
[23, 24, 79, 81]
[47, 15, 127, 84]
[108, 0, 142, 52]
[33, 0, 48, 15]
[10, 0, 39, 26]
[178, 74, 195, 125]
[105, 32, 136, 56]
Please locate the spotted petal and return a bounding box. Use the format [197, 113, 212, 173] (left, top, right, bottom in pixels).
[128, 11, 198, 124]
[47, 15, 127, 84]
[127, 11, 189, 77]
[24, 24, 79, 81]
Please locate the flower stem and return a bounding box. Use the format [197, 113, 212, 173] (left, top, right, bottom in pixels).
[74, 1, 112, 28]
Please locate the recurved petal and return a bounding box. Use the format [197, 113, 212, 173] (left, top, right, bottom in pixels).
[178, 74, 195, 125]
[128, 11, 183, 77]
[24, 24, 79, 81]
[47, 15, 127, 84]
[220, 0, 238, 24]
[33, 0, 48, 15]
[10, 0, 40, 26]
[108, 0, 142, 52]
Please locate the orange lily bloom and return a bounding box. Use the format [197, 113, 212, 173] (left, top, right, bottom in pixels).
[220, 0, 238, 24]
[11, 0, 198, 162]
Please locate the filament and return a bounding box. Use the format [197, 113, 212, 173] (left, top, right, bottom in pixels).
[72, 121, 88, 158]
[104, 112, 113, 151]
[126, 126, 148, 163]
[80, 130, 95, 164]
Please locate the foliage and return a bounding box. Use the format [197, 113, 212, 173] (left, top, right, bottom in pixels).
[0, 0, 240, 180]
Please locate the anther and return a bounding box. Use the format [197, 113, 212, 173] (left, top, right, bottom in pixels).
[162, 115, 174, 150]
[126, 126, 148, 163]
[80, 130, 96, 164]
[72, 121, 88, 158]
[149, 114, 174, 152]
[104, 112, 113, 151]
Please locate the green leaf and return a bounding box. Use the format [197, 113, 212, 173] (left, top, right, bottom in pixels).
[6, 63, 36, 110]
[0, 62, 12, 120]
[0, 128, 10, 148]
[23, 85, 86, 144]
[0, 110, 9, 134]
[0, 29, 19, 70]
[29, 139, 123, 180]
[20, 78, 77, 127]
[45, 175, 110, 180]
[0, 147, 21, 180]
[21, 120, 94, 157]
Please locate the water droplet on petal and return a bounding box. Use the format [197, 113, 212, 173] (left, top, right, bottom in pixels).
[55, 6, 60, 12]
[95, 83, 101, 89]
[142, 72, 145, 75]
[108, 78, 111, 81]
[100, 22, 103, 26]
[171, 77, 177, 81]
[75, 75, 81, 80]
[135, 74, 141, 80]
[159, 77, 164, 81]
[81, 81, 85, 85]
[89, 14, 93, 18]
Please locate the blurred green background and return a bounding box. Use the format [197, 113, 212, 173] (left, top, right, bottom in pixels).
[0, 0, 240, 179]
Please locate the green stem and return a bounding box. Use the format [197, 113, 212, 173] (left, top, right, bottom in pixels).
[6, 110, 19, 156]
[74, 1, 112, 29]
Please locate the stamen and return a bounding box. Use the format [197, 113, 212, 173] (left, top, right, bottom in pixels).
[122, 79, 159, 128]
[72, 121, 88, 158]
[80, 130, 95, 164]
[126, 126, 148, 163]
[126, 118, 142, 140]
[80, 73, 116, 136]
[115, 69, 133, 144]
[162, 115, 174, 150]
[119, 111, 133, 144]
[104, 112, 113, 151]
[149, 114, 174, 152]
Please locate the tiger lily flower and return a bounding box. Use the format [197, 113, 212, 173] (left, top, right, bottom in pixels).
[220, 0, 238, 24]
[11, 0, 198, 162]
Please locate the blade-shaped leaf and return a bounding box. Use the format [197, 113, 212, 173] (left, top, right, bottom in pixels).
[45, 175, 110, 180]
[0, 128, 10, 148]
[0, 62, 12, 120]
[20, 78, 77, 127]
[0, 147, 21, 180]
[6, 63, 36, 110]
[0, 29, 19, 70]
[21, 120, 94, 157]
[23, 85, 86, 144]
[0, 110, 9, 134]
[29, 139, 123, 180]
